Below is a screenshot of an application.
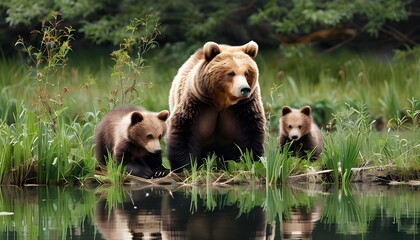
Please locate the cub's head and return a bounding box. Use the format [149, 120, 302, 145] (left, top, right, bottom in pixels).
[199, 41, 259, 108]
[280, 106, 312, 141]
[127, 110, 169, 154]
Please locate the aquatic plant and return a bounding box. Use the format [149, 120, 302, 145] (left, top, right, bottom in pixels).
[322, 133, 340, 183]
[322, 103, 368, 185]
[262, 136, 295, 186]
[0, 104, 97, 185]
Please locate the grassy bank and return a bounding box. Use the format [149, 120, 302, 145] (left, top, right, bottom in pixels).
[0, 38, 419, 186]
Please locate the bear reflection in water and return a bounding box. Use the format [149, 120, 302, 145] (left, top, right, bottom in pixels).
[281, 205, 322, 240]
[95, 188, 270, 240]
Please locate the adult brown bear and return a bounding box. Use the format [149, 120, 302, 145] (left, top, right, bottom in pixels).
[166, 41, 266, 171]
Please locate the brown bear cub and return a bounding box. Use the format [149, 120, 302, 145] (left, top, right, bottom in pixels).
[94, 105, 169, 178]
[166, 41, 266, 172]
[279, 106, 323, 160]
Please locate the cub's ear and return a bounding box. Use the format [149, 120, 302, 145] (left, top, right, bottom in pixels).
[281, 106, 292, 116]
[131, 112, 144, 124]
[243, 41, 258, 59]
[300, 106, 312, 116]
[203, 41, 221, 62]
[157, 110, 169, 121]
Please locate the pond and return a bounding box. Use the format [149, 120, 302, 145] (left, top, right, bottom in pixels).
[0, 183, 419, 239]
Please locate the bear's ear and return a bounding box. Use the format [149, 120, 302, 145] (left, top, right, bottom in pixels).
[131, 112, 144, 124]
[157, 110, 169, 121]
[282, 106, 292, 116]
[203, 41, 221, 62]
[243, 41, 258, 59]
[300, 106, 312, 116]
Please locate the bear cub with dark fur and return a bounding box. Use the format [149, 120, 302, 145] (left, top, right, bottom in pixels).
[94, 105, 169, 178]
[279, 106, 323, 160]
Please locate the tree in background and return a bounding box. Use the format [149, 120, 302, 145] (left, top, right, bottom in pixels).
[250, 0, 417, 49]
[0, 0, 419, 55]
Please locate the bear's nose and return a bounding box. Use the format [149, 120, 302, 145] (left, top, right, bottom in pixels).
[291, 135, 298, 140]
[240, 86, 251, 97]
[154, 149, 162, 155]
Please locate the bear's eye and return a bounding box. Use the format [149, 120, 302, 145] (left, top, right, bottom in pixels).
[288, 125, 292, 129]
[298, 125, 302, 129]
[244, 72, 249, 78]
[158, 134, 162, 140]
[146, 134, 153, 140]
[228, 71, 235, 77]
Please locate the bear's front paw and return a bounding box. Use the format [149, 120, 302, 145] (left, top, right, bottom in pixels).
[153, 169, 169, 178]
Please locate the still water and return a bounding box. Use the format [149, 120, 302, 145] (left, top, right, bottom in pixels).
[0, 183, 419, 239]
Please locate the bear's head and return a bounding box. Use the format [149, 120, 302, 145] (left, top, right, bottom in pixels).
[198, 41, 259, 109]
[127, 110, 169, 154]
[280, 106, 312, 141]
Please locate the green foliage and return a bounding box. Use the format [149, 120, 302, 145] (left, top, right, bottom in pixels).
[1, 0, 49, 26]
[322, 103, 367, 184]
[15, 12, 74, 126]
[2, 0, 414, 50]
[104, 154, 127, 185]
[227, 148, 265, 182]
[0, 104, 97, 185]
[250, 0, 408, 37]
[1, 1, 161, 46]
[108, 15, 160, 107]
[262, 136, 295, 186]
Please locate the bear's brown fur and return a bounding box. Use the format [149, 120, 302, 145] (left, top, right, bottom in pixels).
[279, 106, 323, 160]
[166, 41, 266, 171]
[94, 105, 169, 178]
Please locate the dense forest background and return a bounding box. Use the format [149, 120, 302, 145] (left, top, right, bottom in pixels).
[1, 0, 420, 56]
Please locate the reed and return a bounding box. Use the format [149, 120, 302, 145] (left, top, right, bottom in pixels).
[262, 136, 294, 187]
[322, 132, 340, 183]
[322, 103, 369, 184]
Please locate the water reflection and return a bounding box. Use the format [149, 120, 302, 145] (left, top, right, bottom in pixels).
[0, 183, 419, 239]
[281, 204, 322, 239]
[96, 185, 269, 240]
[96, 187, 165, 239]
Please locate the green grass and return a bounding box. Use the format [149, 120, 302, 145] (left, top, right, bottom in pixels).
[1, 35, 420, 185]
[262, 136, 293, 186]
[0, 104, 97, 185]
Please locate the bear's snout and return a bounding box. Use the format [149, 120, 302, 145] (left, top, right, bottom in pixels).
[240, 86, 251, 97]
[289, 129, 300, 140]
[145, 140, 162, 155]
[231, 76, 251, 98]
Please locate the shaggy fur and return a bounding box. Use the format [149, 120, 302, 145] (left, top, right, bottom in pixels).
[279, 106, 323, 160]
[167, 41, 266, 171]
[94, 105, 169, 178]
